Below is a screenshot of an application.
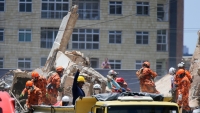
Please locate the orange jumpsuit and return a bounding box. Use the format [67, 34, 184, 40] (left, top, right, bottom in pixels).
[136, 67, 159, 94]
[26, 86, 42, 108]
[21, 76, 48, 104]
[177, 76, 191, 111]
[47, 72, 61, 104]
[174, 69, 192, 102]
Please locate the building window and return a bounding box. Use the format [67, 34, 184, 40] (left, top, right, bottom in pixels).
[156, 61, 162, 76]
[136, 31, 149, 44]
[0, 0, 5, 11]
[77, 0, 100, 20]
[109, 60, 121, 69]
[136, 2, 149, 15]
[135, 60, 146, 70]
[90, 58, 99, 68]
[18, 29, 32, 42]
[0, 29, 4, 41]
[157, 4, 164, 21]
[109, 1, 122, 14]
[41, 0, 69, 19]
[0, 58, 3, 68]
[41, 57, 47, 67]
[41, 28, 58, 48]
[18, 58, 31, 69]
[157, 30, 167, 51]
[109, 31, 122, 44]
[72, 29, 99, 49]
[19, 0, 32, 12]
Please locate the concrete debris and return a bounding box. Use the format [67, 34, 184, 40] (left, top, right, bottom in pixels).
[155, 74, 172, 97]
[188, 31, 200, 108]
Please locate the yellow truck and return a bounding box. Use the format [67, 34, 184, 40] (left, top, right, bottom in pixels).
[32, 92, 179, 113]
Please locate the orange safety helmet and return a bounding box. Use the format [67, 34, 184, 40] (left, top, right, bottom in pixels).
[176, 69, 185, 75]
[26, 81, 33, 87]
[56, 66, 64, 72]
[116, 77, 125, 83]
[143, 61, 150, 67]
[31, 71, 39, 77]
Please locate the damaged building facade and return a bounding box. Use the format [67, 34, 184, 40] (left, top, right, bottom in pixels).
[0, 0, 183, 76]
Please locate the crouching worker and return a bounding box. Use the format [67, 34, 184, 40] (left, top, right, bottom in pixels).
[72, 69, 85, 105]
[25, 81, 42, 112]
[93, 84, 102, 95]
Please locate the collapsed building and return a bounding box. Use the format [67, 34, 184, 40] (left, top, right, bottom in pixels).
[1, 5, 108, 108]
[0, 4, 200, 112]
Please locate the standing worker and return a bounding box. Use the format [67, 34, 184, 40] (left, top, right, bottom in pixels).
[169, 67, 177, 102]
[72, 69, 85, 105]
[20, 71, 47, 104]
[46, 66, 64, 105]
[101, 58, 111, 69]
[136, 61, 159, 94]
[177, 62, 193, 83]
[25, 81, 42, 112]
[176, 69, 191, 112]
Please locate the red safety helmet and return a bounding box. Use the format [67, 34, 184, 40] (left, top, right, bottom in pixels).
[31, 71, 39, 77]
[116, 77, 125, 84]
[26, 81, 33, 87]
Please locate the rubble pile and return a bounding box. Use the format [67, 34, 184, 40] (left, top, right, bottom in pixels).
[188, 31, 200, 108]
[155, 74, 171, 97]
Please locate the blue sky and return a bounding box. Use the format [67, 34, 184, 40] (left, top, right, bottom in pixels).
[184, 0, 200, 54]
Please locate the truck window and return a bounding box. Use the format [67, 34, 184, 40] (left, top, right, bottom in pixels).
[107, 105, 178, 113]
[96, 108, 104, 113]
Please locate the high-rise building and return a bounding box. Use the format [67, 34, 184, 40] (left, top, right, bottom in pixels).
[183, 45, 189, 55]
[0, 0, 183, 76]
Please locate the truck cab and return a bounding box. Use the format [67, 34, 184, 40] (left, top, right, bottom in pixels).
[32, 93, 179, 113]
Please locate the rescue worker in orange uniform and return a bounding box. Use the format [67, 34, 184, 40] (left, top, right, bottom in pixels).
[46, 66, 64, 105]
[176, 69, 191, 112]
[20, 71, 47, 104]
[176, 62, 193, 83]
[25, 81, 42, 111]
[174, 62, 192, 103]
[136, 61, 159, 94]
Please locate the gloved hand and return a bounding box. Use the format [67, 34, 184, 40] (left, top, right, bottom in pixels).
[79, 96, 83, 100]
[19, 93, 24, 98]
[169, 89, 172, 93]
[77, 64, 83, 71]
[178, 94, 182, 101]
